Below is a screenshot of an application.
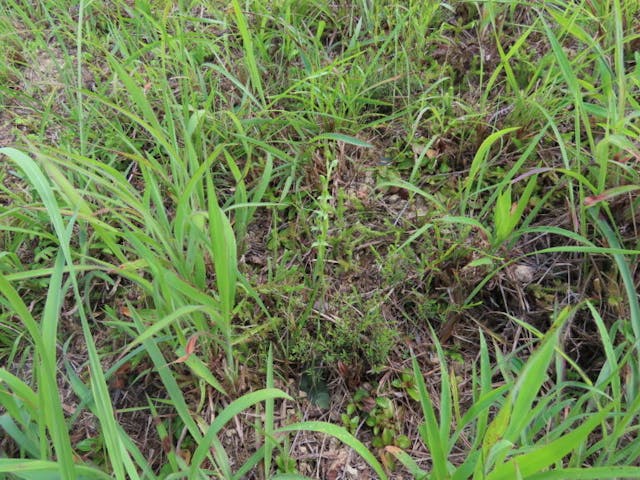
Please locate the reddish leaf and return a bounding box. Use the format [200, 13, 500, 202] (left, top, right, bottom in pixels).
[175, 334, 200, 363]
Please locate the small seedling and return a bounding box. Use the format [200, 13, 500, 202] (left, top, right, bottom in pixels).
[342, 386, 411, 470]
[391, 370, 420, 402]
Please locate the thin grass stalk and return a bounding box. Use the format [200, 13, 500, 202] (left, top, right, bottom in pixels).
[264, 344, 275, 478]
[75, 0, 86, 156]
[589, 209, 640, 401]
[461, 127, 520, 216]
[612, 0, 626, 125]
[231, 0, 265, 102]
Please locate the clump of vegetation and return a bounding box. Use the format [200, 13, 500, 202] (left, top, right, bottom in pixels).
[1, 0, 640, 478]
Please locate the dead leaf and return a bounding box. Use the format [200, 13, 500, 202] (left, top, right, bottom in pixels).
[175, 333, 200, 363]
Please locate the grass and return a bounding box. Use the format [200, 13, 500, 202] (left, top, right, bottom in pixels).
[1, 0, 640, 478]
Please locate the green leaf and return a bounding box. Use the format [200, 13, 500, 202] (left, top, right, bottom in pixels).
[504, 314, 565, 442]
[311, 133, 373, 148]
[189, 389, 292, 475]
[482, 397, 512, 459]
[385, 446, 428, 479]
[299, 370, 330, 409]
[183, 354, 227, 395]
[412, 354, 449, 479]
[0, 459, 112, 480]
[278, 421, 388, 480]
[486, 406, 613, 480]
[527, 466, 640, 479]
[230, 0, 264, 101]
[462, 127, 520, 214]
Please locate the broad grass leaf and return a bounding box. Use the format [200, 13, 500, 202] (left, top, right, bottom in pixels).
[486, 406, 612, 480]
[482, 397, 512, 460]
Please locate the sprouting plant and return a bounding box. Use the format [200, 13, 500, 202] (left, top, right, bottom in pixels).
[341, 385, 410, 471]
[391, 370, 420, 402]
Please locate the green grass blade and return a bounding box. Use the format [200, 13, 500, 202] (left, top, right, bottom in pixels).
[385, 446, 428, 479]
[430, 334, 453, 453]
[527, 466, 640, 479]
[411, 354, 448, 479]
[206, 172, 238, 367]
[310, 133, 373, 148]
[107, 54, 162, 133]
[271, 475, 315, 480]
[189, 388, 292, 475]
[277, 421, 388, 480]
[0, 459, 112, 479]
[1, 148, 76, 478]
[462, 127, 520, 215]
[128, 308, 202, 437]
[233, 445, 266, 480]
[503, 309, 566, 442]
[487, 406, 613, 480]
[2, 147, 142, 478]
[230, 0, 264, 101]
[264, 344, 275, 478]
[589, 209, 640, 345]
[124, 305, 207, 352]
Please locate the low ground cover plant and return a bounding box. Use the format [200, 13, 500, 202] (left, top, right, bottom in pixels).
[1, 0, 640, 478]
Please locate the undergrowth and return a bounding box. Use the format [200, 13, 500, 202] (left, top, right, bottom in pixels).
[1, 0, 640, 478]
